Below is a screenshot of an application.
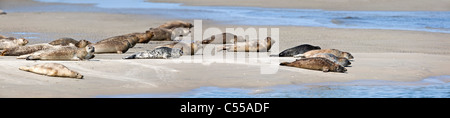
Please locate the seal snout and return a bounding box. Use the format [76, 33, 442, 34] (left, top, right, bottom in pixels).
[76, 74, 84, 79]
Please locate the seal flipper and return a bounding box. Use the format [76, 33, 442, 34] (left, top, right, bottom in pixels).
[25, 55, 40, 60]
[123, 54, 136, 59]
[322, 67, 330, 72]
[1, 50, 7, 56]
[293, 54, 305, 58]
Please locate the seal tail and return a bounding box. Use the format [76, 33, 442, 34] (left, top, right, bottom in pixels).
[1, 50, 7, 56]
[269, 54, 279, 57]
[279, 62, 291, 66]
[18, 66, 30, 71]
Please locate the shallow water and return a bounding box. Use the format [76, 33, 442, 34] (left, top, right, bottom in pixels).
[5, 0, 447, 33]
[99, 76, 450, 98]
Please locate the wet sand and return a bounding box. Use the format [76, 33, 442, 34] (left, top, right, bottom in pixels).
[1, 0, 450, 97]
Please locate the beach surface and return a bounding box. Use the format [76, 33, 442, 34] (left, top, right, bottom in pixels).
[0, 0, 450, 97]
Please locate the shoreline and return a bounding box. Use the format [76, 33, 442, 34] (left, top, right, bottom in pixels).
[148, 0, 450, 11]
[15, 0, 450, 34]
[0, 0, 450, 97]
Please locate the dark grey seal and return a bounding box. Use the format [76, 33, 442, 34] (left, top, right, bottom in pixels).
[277, 44, 321, 57]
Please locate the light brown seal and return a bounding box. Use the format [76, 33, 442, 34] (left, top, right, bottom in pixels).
[218, 37, 273, 52]
[48, 37, 78, 46]
[158, 20, 193, 30]
[98, 35, 139, 48]
[19, 63, 83, 79]
[1, 43, 53, 56]
[124, 31, 154, 43]
[93, 35, 137, 54]
[49, 38, 93, 48]
[0, 34, 6, 39]
[0, 37, 29, 50]
[309, 53, 351, 67]
[25, 45, 95, 61]
[300, 49, 354, 59]
[280, 57, 347, 73]
[155, 41, 202, 55]
[148, 27, 173, 41]
[202, 33, 246, 44]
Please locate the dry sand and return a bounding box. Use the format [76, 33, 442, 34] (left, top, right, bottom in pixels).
[0, 0, 450, 97]
[149, 0, 450, 11]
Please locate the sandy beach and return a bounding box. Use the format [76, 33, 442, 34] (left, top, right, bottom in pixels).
[0, 0, 449, 97]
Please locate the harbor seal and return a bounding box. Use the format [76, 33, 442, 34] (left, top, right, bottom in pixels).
[123, 47, 183, 59]
[277, 44, 321, 57]
[26, 45, 95, 61]
[298, 49, 354, 59]
[155, 41, 202, 55]
[0, 35, 6, 39]
[19, 63, 83, 79]
[125, 31, 154, 43]
[98, 35, 139, 48]
[93, 37, 132, 54]
[1, 43, 53, 56]
[218, 37, 273, 52]
[309, 53, 351, 67]
[49, 38, 92, 48]
[148, 27, 173, 41]
[280, 57, 347, 73]
[48, 37, 78, 46]
[158, 20, 194, 30]
[202, 33, 246, 44]
[0, 37, 29, 50]
[0, 10, 6, 15]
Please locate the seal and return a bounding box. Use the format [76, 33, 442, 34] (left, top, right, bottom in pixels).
[123, 47, 183, 59]
[48, 37, 78, 46]
[16, 41, 91, 59]
[148, 27, 173, 41]
[124, 31, 154, 43]
[19, 63, 83, 79]
[156, 41, 202, 55]
[218, 37, 273, 52]
[298, 49, 354, 59]
[49, 38, 92, 48]
[0, 10, 6, 15]
[1, 43, 53, 56]
[25, 45, 95, 61]
[202, 33, 246, 44]
[93, 37, 132, 54]
[0, 34, 6, 39]
[280, 57, 347, 73]
[0, 37, 29, 50]
[158, 20, 194, 30]
[309, 53, 351, 67]
[98, 34, 139, 48]
[277, 44, 321, 57]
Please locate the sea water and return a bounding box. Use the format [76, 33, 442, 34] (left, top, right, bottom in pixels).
[3, 0, 444, 33]
[99, 76, 450, 98]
